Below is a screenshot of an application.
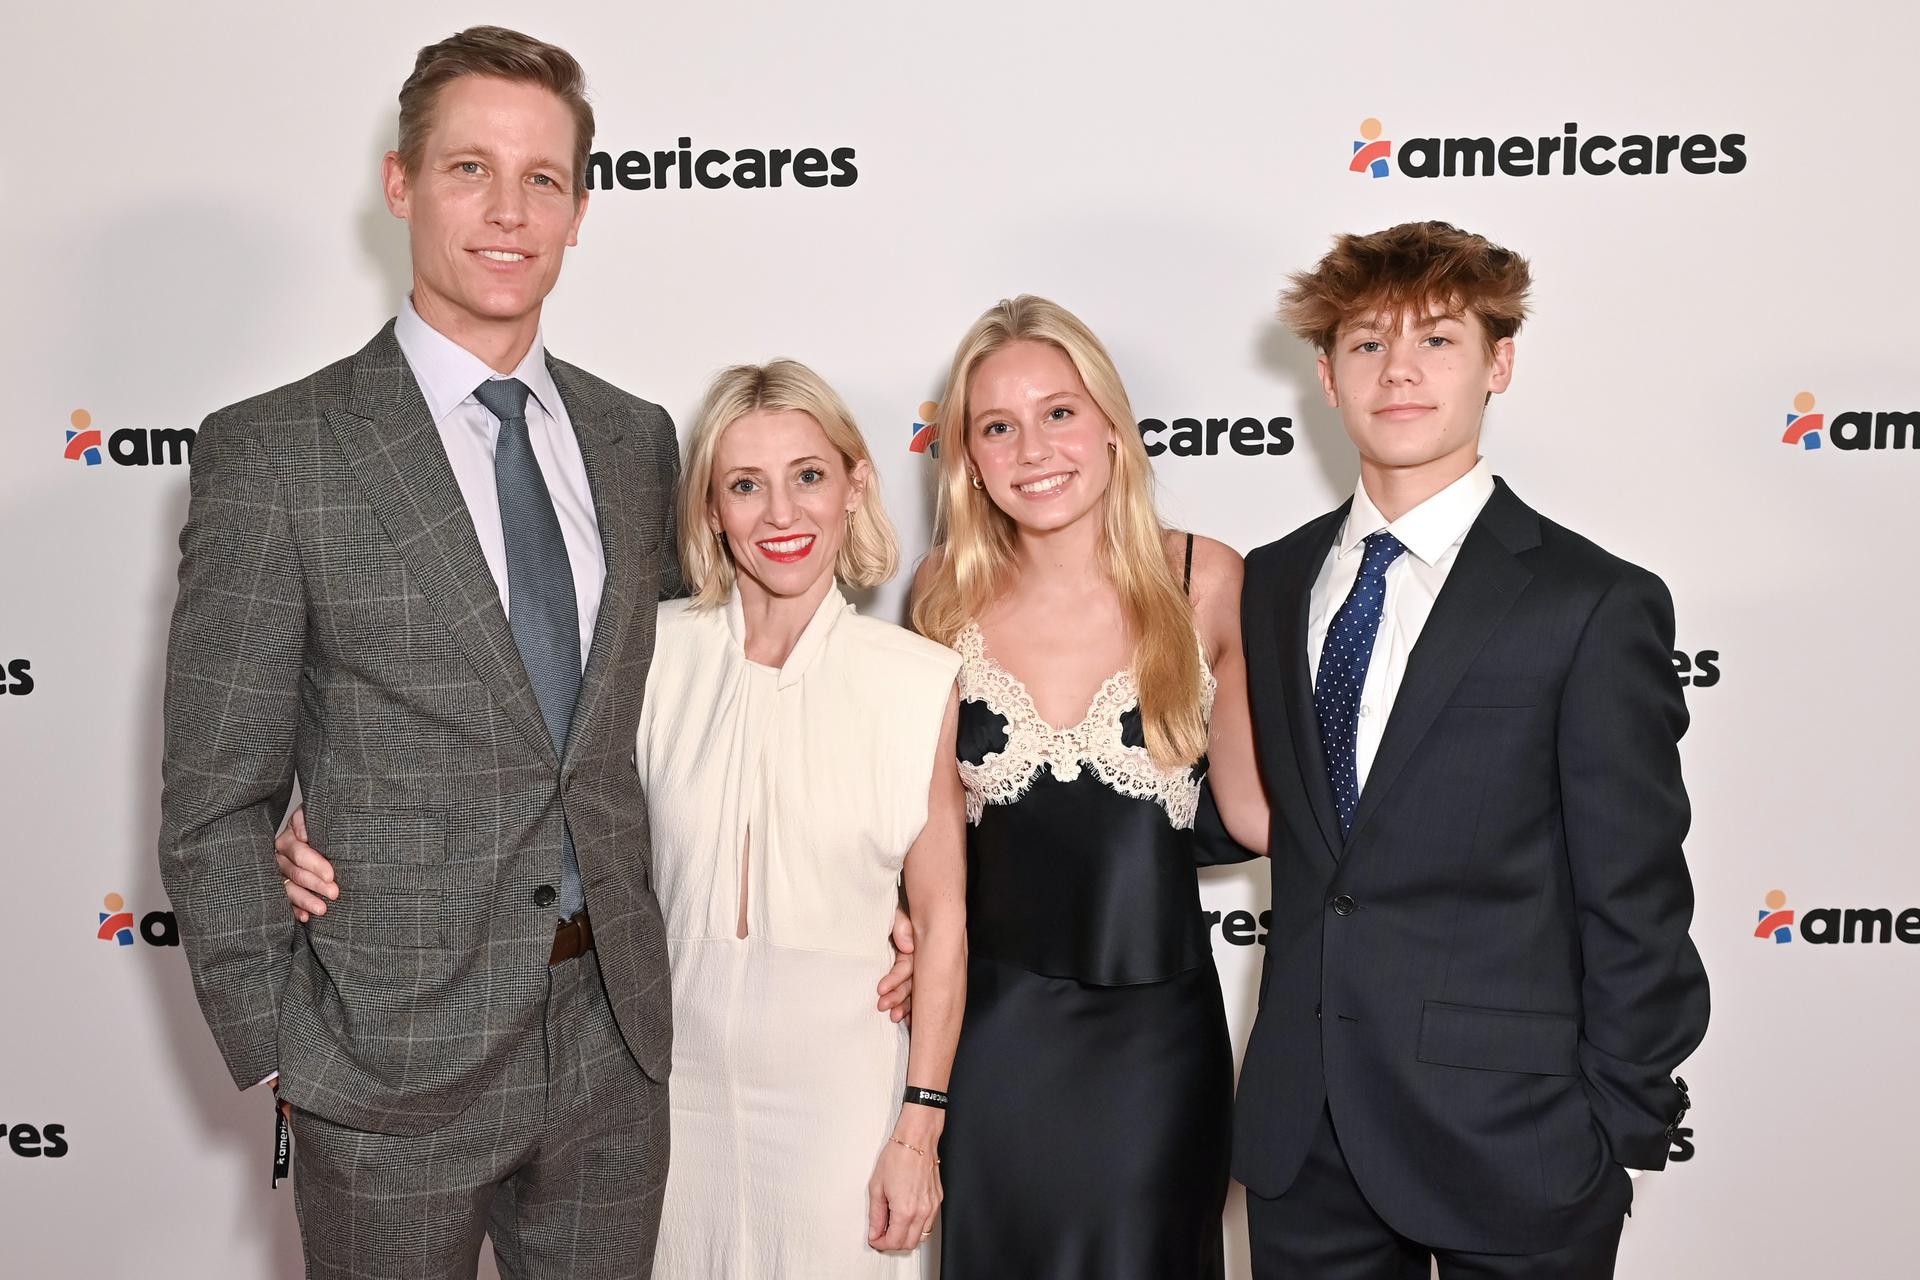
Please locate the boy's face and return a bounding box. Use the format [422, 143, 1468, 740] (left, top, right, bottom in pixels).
[383, 75, 589, 341]
[1317, 305, 1514, 477]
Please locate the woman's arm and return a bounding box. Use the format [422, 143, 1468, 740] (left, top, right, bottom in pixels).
[1188, 535, 1270, 855]
[868, 686, 967, 1251]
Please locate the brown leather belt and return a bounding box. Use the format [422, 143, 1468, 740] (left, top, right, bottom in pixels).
[550, 908, 594, 965]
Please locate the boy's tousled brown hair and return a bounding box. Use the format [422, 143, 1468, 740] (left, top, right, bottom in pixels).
[396, 26, 595, 197]
[1280, 221, 1532, 354]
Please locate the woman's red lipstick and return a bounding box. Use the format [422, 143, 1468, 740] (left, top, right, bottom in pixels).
[756, 534, 816, 563]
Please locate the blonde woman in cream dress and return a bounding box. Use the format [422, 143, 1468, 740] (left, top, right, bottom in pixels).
[277, 361, 966, 1277]
[639, 362, 965, 1276]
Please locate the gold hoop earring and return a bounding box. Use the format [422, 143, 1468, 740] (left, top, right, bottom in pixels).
[968, 473, 984, 491]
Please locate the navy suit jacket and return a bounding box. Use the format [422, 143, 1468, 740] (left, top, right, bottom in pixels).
[1223, 478, 1709, 1254]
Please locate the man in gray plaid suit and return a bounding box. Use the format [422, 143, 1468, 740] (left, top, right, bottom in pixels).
[159, 27, 677, 1278]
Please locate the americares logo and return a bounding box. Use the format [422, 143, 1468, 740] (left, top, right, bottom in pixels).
[1138, 415, 1295, 458]
[587, 138, 857, 191]
[1754, 889, 1920, 945]
[1755, 889, 1795, 943]
[1781, 391, 1919, 451]
[1205, 908, 1271, 947]
[1349, 118, 1746, 179]
[1782, 392, 1824, 450]
[2, 1123, 68, 1159]
[0, 659, 32, 696]
[97, 893, 137, 946]
[1350, 118, 1390, 178]
[909, 401, 940, 457]
[911, 407, 1294, 459]
[63, 410, 102, 465]
[61, 408, 195, 468]
[1671, 649, 1720, 688]
[96, 893, 179, 948]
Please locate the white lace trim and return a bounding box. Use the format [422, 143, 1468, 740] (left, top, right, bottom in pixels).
[955, 623, 1216, 829]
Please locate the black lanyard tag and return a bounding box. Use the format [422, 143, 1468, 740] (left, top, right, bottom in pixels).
[271, 1103, 292, 1188]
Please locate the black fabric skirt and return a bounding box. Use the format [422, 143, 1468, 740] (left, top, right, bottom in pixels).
[938, 953, 1233, 1279]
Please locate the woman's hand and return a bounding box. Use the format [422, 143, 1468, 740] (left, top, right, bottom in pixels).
[876, 906, 916, 1023]
[866, 1120, 942, 1251]
[275, 807, 340, 922]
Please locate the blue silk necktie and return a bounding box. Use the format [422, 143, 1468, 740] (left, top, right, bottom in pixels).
[1312, 530, 1407, 840]
[475, 377, 585, 918]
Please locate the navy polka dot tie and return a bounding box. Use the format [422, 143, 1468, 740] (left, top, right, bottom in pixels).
[1313, 531, 1406, 839]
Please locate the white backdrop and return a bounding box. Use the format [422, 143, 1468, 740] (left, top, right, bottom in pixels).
[4, 1, 1917, 1274]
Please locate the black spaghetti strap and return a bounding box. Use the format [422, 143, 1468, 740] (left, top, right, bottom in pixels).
[1182, 532, 1194, 595]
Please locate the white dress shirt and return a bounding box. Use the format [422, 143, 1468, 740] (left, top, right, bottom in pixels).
[1306, 458, 1496, 790]
[394, 297, 605, 670]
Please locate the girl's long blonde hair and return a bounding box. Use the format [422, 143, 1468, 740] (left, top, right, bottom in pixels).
[677, 360, 899, 609]
[910, 296, 1206, 768]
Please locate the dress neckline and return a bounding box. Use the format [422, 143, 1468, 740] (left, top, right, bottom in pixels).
[959, 621, 1133, 737]
[952, 620, 1216, 829]
[723, 581, 849, 687]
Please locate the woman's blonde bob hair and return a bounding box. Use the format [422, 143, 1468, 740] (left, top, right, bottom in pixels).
[910, 296, 1207, 768]
[677, 360, 899, 609]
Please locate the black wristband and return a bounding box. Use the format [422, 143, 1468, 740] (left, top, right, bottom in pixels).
[904, 1085, 949, 1110]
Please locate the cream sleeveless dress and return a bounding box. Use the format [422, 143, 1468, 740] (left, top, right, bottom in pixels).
[639, 583, 960, 1279]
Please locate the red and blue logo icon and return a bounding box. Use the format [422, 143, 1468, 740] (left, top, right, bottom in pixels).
[1782, 392, 1823, 450]
[64, 409, 103, 466]
[98, 893, 137, 946]
[1755, 889, 1795, 943]
[95, 892, 180, 948]
[909, 401, 940, 457]
[1350, 118, 1391, 178]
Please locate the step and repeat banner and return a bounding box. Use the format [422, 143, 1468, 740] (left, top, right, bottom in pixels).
[4, 1, 1915, 1274]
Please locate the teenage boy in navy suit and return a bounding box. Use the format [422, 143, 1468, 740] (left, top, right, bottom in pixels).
[1228, 222, 1709, 1278]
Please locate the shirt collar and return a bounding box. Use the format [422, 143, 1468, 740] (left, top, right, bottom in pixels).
[1336, 457, 1496, 567]
[393, 295, 562, 427]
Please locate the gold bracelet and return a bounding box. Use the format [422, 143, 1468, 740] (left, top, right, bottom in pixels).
[888, 1136, 940, 1164]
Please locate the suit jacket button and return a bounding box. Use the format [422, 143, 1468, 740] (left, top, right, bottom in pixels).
[1331, 894, 1357, 916]
[533, 885, 558, 908]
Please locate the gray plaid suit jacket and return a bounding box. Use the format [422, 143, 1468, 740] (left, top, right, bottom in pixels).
[159, 321, 678, 1136]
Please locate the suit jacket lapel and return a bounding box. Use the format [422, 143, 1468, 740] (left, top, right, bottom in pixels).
[1344, 481, 1538, 845]
[1274, 506, 1348, 864]
[326, 323, 558, 768]
[550, 358, 633, 784]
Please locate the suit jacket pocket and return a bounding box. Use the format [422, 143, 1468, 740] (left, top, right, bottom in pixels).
[307, 859, 446, 949]
[321, 806, 446, 864]
[306, 808, 448, 949]
[1417, 1000, 1577, 1076]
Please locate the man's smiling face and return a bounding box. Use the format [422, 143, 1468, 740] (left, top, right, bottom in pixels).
[384, 75, 589, 344]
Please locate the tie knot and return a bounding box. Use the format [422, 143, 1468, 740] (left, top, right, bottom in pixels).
[1359, 530, 1407, 577]
[473, 377, 532, 424]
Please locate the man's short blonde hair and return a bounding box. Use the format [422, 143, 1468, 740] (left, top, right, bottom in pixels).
[396, 26, 595, 197]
